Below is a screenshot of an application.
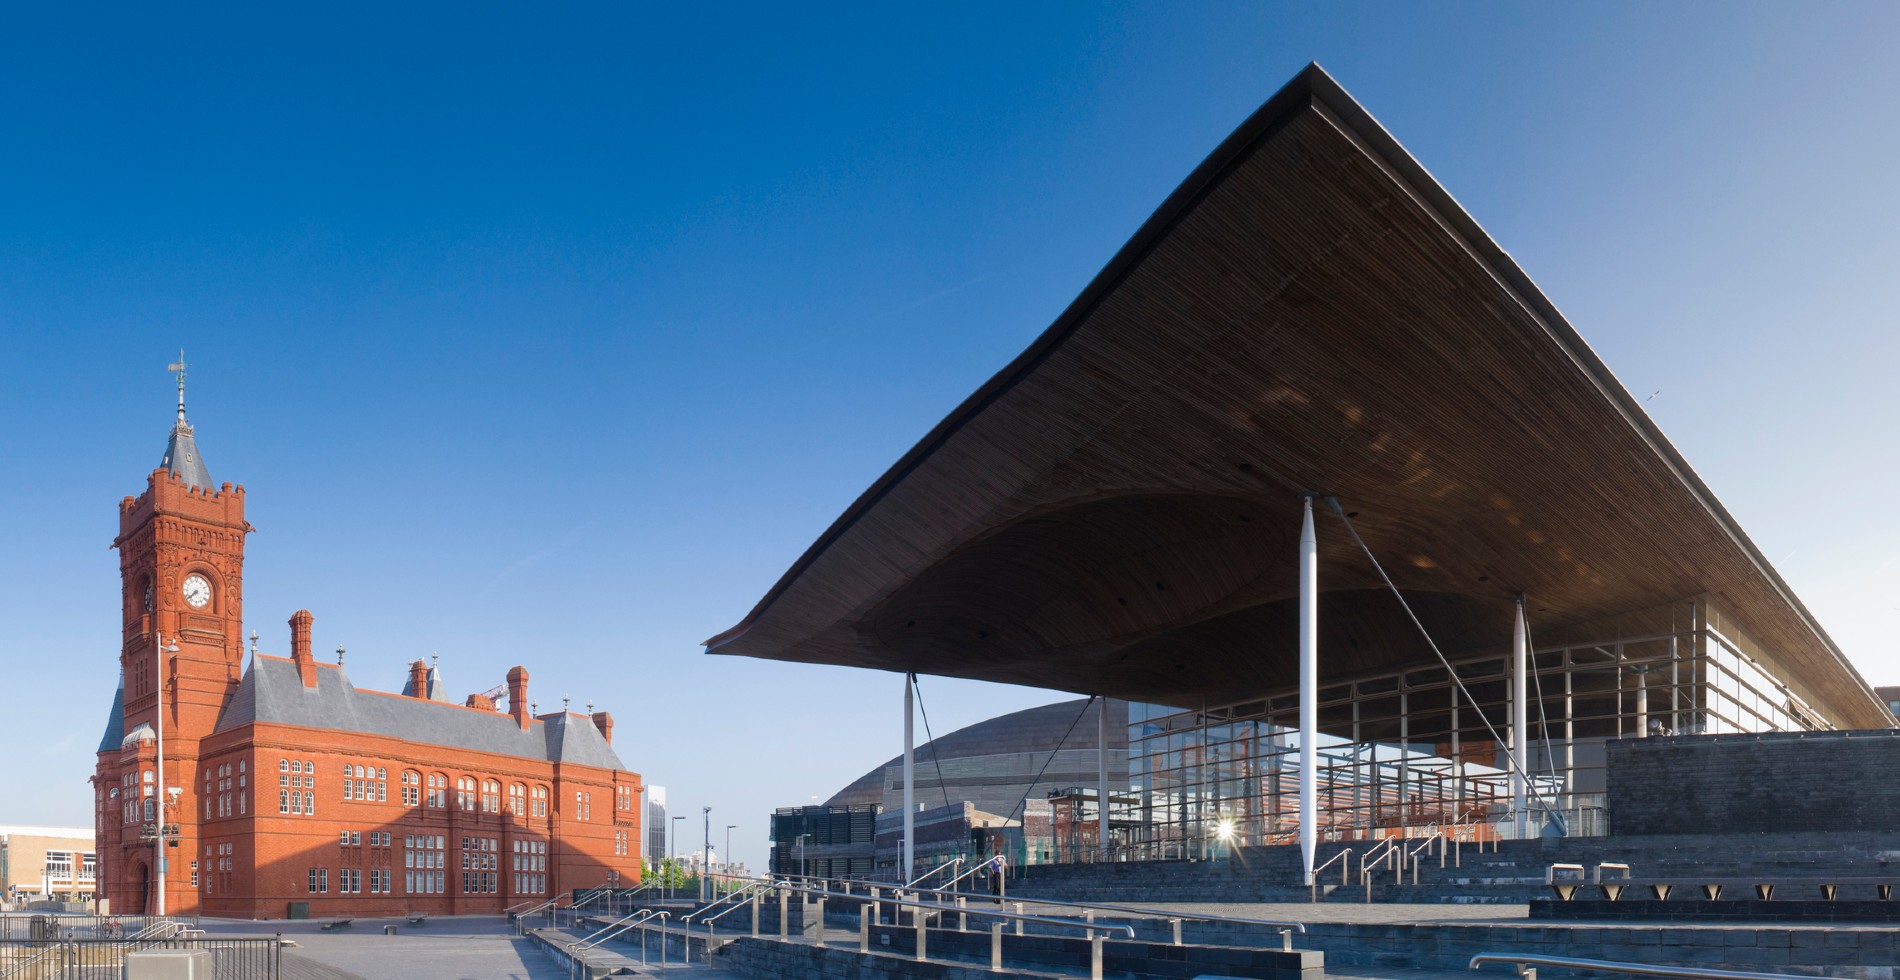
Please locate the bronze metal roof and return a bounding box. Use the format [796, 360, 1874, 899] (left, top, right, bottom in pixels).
[706, 65, 1888, 730]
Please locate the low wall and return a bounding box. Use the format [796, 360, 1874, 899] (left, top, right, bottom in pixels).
[1606, 730, 1900, 836]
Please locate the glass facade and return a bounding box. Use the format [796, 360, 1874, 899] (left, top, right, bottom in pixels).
[1104, 598, 1831, 860]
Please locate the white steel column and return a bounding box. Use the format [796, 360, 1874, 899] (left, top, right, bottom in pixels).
[904, 673, 915, 880]
[1298, 496, 1318, 885]
[1511, 596, 1528, 840]
[1097, 697, 1109, 861]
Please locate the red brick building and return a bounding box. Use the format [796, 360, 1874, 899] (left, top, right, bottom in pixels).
[92, 378, 642, 918]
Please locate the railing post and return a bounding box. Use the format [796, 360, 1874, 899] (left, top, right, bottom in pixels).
[1170, 918, 1182, 946]
[957, 895, 967, 932]
[991, 922, 1004, 971]
[860, 908, 872, 953]
[914, 911, 927, 962]
[1013, 901, 1024, 935]
[1090, 934, 1104, 980]
[778, 887, 789, 940]
[751, 891, 760, 938]
[813, 898, 826, 947]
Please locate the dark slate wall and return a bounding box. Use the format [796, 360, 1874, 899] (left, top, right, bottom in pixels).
[1607, 730, 1900, 836]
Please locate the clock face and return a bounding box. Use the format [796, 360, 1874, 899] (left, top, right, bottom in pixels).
[181, 574, 212, 609]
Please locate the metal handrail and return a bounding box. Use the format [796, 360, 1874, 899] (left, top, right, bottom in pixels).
[1360, 838, 1401, 902]
[905, 856, 962, 888]
[877, 880, 1306, 938]
[693, 882, 773, 927]
[756, 878, 1134, 940]
[1403, 831, 1444, 879]
[568, 908, 661, 952]
[938, 856, 1002, 893]
[1470, 952, 1816, 979]
[1310, 847, 1353, 892]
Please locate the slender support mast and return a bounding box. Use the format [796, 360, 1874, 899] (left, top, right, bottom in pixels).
[1512, 595, 1529, 840]
[1298, 495, 1318, 886]
[903, 672, 915, 880]
[1097, 696, 1109, 861]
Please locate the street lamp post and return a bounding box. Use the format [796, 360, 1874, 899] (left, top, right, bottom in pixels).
[669, 815, 684, 902]
[725, 825, 736, 879]
[154, 633, 178, 917]
[701, 806, 712, 902]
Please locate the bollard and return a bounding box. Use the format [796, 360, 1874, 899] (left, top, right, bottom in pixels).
[860, 910, 871, 953]
[1090, 934, 1104, 980]
[813, 898, 826, 947]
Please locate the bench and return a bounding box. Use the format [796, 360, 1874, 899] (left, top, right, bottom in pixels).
[319, 919, 354, 931]
[1547, 864, 1899, 902]
[406, 914, 427, 926]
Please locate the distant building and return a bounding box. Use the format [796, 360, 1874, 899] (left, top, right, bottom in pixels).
[643, 786, 668, 865]
[1877, 687, 1900, 723]
[769, 698, 1126, 880]
[91, 377, 643, 918]
[0, 827, 97, 905]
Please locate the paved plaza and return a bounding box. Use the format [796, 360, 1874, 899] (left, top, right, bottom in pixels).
[208, 916, 564, 980]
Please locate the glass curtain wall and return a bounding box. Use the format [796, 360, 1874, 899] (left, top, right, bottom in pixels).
[1115, 598, 1831, 861]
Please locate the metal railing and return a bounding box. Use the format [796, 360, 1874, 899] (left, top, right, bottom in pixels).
[872, 881, 1306, 951]
[1402, 832, 1445, 881]
[1470, 952, 1815, 980]
[1310, 847, 1353, 901]
[904, 857, 962, 889]
[1359, 838, 1401, 902]
[0, 937, 282, 980]
[763, 878, 1135, 980]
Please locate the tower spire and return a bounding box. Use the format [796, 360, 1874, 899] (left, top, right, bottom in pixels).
[159, 351, 213, 489]
[167, 350, 188, 424]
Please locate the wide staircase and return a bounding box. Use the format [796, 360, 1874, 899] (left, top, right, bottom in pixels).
[1016, 831, 1900, 905]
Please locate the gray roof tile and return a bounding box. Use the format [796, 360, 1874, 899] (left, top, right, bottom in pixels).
[213, 657, 626, 770]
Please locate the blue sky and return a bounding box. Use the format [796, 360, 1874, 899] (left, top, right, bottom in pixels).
[4, 4, 1898, 873]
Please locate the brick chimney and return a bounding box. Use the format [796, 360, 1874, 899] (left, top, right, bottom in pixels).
[507, 666, 531, 730]
[591, 710, 614, 745]
[408, 659, 429, 700]
[289, 609, 317, 689]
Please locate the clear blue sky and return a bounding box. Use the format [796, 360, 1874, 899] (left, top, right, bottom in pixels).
[5, 4, 1898, 873]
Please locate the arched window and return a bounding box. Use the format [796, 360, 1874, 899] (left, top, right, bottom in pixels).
[456, 776, 476, 811]
[481, 779, 500, 813]
[531, 785, 548, 818]
[426, 773, 448, 808]
[508, 783, 526, 816]
[401, 770, 421, 807]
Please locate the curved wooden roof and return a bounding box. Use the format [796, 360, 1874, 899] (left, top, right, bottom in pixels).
[706, 65, 1888, 730]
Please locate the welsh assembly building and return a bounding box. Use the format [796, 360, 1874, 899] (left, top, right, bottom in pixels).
[707, 65, 1892, 885]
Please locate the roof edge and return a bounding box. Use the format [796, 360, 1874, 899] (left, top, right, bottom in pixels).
[705, 62, 1338, 652]
[702, 63, 1883, 722]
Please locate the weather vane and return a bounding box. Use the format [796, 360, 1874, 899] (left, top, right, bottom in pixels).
[166, 349, 188, 424]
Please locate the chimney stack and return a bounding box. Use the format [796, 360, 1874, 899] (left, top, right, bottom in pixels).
[408, 659, 429, 699]
[289, 609, 317, 689]
[507, 666, 532, 730]
[591, 710, 614, 745]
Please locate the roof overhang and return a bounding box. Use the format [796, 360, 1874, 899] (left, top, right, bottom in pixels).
[706, 64, 1887, 730]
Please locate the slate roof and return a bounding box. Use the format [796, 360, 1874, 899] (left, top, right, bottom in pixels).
[212, 657, 625, 770]
[96, 682, 125, 754]
[160, 420, 212, 490]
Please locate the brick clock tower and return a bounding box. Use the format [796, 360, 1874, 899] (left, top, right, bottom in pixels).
[95, 360, 251, 915]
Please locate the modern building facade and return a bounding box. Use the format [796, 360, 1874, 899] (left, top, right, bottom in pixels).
[0, 827, 97, 905]
[92, 379, 643, 917]
[709, 66, 1890, 880]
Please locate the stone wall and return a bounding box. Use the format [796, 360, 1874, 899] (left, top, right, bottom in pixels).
[1606, 730, 1900, 836]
